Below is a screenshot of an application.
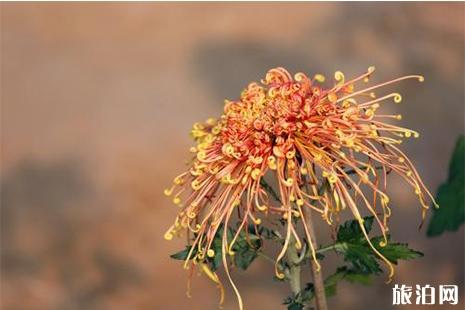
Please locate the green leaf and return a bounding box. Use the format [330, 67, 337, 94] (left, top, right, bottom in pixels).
[206, 225, 239, 271]
[299, 282, 315, 304]
[337, 216, 374, 242]
[287, 302, 304, 310]
[335, 217, 423, 274]
[233, 230, 262, 270]
[343, 268, 373, 285]
[283, 293, 305, 310]
[170, 246, 196, 260]
[169, 224, 236, 272]
[208, 227, 226, 271]
[325, 267, 372, 297]
[234, 246, 259, 270]
[428, 135, 465, 236]
[336, 241, 382, 274]
[373, 236, 423, 264]
[324, 269, 346, 297]
[283, 283, 315, 309]
[283, 296, 305, 310]
[335, 216, 381, 274]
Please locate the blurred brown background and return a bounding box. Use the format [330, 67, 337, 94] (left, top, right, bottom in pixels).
[1, 3, 464, 310]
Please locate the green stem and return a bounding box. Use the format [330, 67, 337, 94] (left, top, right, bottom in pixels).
[303, 208, 328, 310]
[301, 175, 329, 310]
[260, 175, 332, 308]
[316, 244, 338, 255]
[286, 236, 301, 295]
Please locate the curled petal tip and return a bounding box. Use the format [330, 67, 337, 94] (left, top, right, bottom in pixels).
[314, 74, 325, 83]
[275, 272, 285, 280]
[164, 232, 173, 241]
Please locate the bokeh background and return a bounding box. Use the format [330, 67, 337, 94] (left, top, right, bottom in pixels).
[1, 3, 464, 309]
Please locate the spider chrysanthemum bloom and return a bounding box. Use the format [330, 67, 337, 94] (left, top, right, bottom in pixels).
[164, 67, 437, 307]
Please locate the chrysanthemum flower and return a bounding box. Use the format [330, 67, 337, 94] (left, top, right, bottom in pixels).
[164, 66, 437, 308]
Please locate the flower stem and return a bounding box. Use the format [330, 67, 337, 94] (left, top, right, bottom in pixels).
[316, 244, 338, 255]
[286, 236, 302, 295]
[303, 207, 328, 310]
